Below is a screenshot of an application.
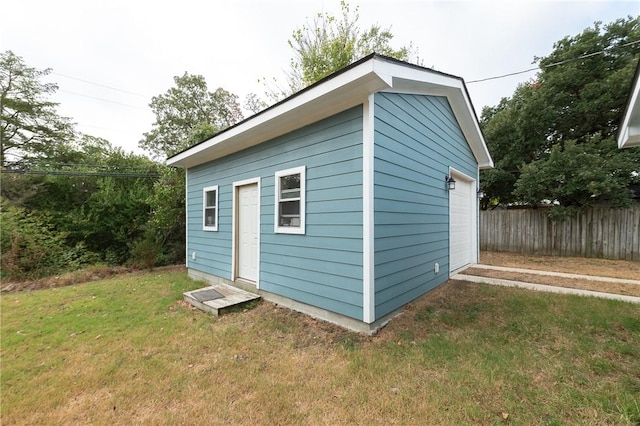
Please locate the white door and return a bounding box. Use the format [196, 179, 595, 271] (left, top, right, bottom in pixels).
[237, 183, 259, 282]
[449, 175, 474, 272]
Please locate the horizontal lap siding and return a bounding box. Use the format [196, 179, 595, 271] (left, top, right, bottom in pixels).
[373, 93, 477, 318]
[187, 106, 364, 320]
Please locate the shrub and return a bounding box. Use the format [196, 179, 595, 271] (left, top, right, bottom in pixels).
[0, 200, 68, 279]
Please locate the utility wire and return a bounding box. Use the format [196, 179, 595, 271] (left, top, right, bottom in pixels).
[18, 161, 155, 170]
[76, 123, 143, 134]
[467, 39, 640, 84]
[0, 169, 160, 178]
[51, 71, 149, 98]
[59, 89, 148, 110]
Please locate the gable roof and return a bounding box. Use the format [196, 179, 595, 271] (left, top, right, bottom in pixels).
[167, 54, 494, 169]
[618, 57, 640, 149]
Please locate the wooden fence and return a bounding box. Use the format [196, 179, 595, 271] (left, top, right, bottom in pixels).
[479, 206, 640, 261]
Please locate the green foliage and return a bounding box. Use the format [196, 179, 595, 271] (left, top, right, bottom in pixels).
[265, 0, 417, 100]
[1, 135, 159, 275]
[141, 116, 219, 267]
[145, 165, 187, 266]
[1, 200, 71, 279]
[0, 52, 193, 278]
[514, 137, 640, 219]
[0, 50, 75, 167]
[480, 17, 640, 215]
[129, 227, 162, 270]
[139, 73, 243, 159]
[244, 92, 268, 114]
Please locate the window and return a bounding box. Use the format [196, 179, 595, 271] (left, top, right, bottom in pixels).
[274, 166, 305, 234]
[203, 185, 218, 231]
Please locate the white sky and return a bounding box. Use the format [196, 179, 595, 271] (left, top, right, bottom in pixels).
[2, 0, 639, 158]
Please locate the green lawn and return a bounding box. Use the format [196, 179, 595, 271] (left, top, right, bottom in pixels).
[2, 271, 639, 425]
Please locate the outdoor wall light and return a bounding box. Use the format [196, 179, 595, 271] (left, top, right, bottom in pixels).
[445, 175, 456, 190]
[477, 189, 485, 199]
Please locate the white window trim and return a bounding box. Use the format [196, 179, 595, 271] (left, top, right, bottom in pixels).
[274, 166, 306, 235]
[203, 185, 219, 231]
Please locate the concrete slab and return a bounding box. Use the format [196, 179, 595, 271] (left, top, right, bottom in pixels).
[453, 273, 640, 304]
[472, 264, 640, 285]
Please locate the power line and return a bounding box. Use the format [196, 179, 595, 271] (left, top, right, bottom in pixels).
[51, 71, 149, 98]
[467, 67, 538, 84]
[0, 169, 160, 178]
[76, 123, 144, 135]
[19, 161, 155, 170]
[58, 89, 148, 110]
[467, 39, 640, 84]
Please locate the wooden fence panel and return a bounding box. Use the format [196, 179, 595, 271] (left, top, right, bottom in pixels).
[479, 206, 640, 261]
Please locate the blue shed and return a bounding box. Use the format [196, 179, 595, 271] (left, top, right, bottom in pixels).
[167, 54, 493, 333]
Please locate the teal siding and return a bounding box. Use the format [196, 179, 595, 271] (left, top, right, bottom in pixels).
[186, 106, 364, 320]
[373, 92, 478, 318]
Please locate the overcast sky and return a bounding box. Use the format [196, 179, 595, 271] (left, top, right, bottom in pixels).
[2, 0, 639, 158]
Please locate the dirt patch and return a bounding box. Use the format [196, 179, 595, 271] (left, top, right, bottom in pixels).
[465, 267, 640, 297]
[0, 265, 186, 293]
[480, 251, 640, 281]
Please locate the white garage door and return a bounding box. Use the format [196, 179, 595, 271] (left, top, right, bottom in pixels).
[449, 175, 474, 272]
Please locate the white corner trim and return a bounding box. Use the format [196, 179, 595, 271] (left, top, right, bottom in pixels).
[363, 94, 375, 323]
[185, 170, 189, 267]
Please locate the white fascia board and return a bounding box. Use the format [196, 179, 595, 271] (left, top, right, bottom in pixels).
[168, 59, 392, 168]
[618, 77, 640, 148]
[447, 90, 494, 169]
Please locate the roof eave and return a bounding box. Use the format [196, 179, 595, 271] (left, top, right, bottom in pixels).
[167, 59, 392, 168]
[168, 54, 494, 169]
[618, 58, 640, 149]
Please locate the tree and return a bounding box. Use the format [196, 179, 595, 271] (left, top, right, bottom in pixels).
[138, 124, 220, 266]
[480, 17, 640, 215]
[139, 72, 243, 159]
[244, 92, 268, 115]
[264, 0, 418, 101]
[1, 133, 159, 277]
[0, 50, 75, 167]
[514, 137, 639, 219]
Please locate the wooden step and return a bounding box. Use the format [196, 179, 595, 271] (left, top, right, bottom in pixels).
[184, 283, 260, 316]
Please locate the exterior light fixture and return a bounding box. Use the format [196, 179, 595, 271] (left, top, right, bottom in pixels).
[477, 189, 485, 199]
[445, 175, 456, 190]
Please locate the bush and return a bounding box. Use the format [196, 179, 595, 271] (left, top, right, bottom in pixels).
[129, 229, 161, 270]
[1, 201, 68, 279]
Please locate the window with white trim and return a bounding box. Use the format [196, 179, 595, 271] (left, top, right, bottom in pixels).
[203, 185, 218, 231]
[274, 166, 305, 234]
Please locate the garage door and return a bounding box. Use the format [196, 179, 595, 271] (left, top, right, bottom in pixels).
[449, 175, 474, 272]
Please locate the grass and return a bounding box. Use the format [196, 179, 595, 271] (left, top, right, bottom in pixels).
[2, 271, 639, 424]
